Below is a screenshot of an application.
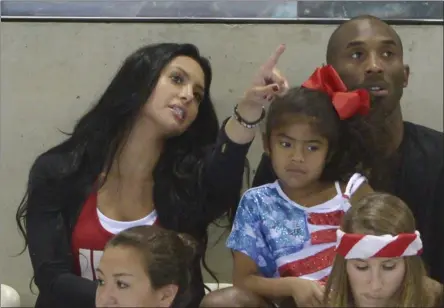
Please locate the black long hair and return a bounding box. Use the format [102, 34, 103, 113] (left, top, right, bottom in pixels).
[16, 43, 220, 285]
[266, 86, 386, 182]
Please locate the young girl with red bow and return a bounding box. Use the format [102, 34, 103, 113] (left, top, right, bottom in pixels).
[203, 66, 387, 308]
[326, 192, 443, 307]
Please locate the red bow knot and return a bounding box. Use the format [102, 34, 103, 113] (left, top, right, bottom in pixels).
[302, 65, 370, 120]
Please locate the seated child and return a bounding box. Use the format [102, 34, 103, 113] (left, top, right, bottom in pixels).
[201, 65, 386, 308]
[95, 225, 197, 308]
[326, 192, 443, 307]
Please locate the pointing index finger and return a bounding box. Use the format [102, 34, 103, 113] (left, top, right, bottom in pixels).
[262, 44, 286, 72]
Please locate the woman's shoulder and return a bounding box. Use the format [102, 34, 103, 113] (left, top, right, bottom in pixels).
[29, 152, 59, 180]
[27, 150, 93, 217]
[30, 150, 81, 182]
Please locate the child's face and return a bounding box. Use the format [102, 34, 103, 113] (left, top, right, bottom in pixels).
[95, 245, 177, 307]
[346, 257, 406, 307]
[267, 121, 329, 190]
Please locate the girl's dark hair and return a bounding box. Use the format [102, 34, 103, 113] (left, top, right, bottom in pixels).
[106, 225, 198, 306]
[265, 86, 385, 182]
[16, 43, 220, 288]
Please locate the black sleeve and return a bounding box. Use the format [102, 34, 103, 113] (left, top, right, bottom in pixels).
[200, 118, 252, 225]
[26, 157, 97, 307]
[430, 169, 444, 284]
[252, 153, 276, 188]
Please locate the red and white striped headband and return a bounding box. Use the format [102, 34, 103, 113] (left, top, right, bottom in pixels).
[335, 229, 423, 259]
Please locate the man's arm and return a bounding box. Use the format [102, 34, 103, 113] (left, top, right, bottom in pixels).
[431, 169, 444, 283]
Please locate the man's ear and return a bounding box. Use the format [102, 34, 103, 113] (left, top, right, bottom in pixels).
[403, 64, 410, 88]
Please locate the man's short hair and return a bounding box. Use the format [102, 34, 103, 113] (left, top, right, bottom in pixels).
[326, 15, 403, 64]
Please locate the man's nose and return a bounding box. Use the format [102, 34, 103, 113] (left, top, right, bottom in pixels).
[365, 53, 384, 75]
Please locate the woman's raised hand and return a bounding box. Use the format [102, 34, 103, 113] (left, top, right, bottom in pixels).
[225, 44, 289, 144]
[242, 44, 289, 108]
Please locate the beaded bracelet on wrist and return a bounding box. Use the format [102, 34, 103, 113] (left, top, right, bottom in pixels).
[233, 104, 266, 129]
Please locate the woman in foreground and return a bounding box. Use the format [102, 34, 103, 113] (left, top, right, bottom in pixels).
[326, 192, 443, 307]
[95, 225, 197, 308]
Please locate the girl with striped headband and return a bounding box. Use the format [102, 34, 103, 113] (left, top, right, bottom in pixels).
[325, 192, 443, 307]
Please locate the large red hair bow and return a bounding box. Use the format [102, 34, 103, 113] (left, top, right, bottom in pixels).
[302, 65, 370, 120]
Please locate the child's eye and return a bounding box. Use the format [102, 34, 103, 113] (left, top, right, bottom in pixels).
[307, 145, 319, 151]
[279, 141, 291, 148]
[96, 279, 104, 286]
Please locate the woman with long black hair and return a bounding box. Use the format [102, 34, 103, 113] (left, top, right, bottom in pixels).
[16, 43, 288, 308]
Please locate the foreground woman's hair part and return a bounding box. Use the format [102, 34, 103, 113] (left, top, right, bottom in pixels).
[106, 226, 197, 299]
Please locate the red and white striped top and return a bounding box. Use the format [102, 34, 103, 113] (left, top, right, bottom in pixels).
[227, 173, 366, 282]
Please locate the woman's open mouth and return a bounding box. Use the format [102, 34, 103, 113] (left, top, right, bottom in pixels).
[170, 105, 187, 122]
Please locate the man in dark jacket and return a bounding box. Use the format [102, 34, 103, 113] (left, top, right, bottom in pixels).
[253, 15, 443, 284]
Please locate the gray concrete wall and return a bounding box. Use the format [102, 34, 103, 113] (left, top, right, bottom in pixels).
[1, 22, 442, 306]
